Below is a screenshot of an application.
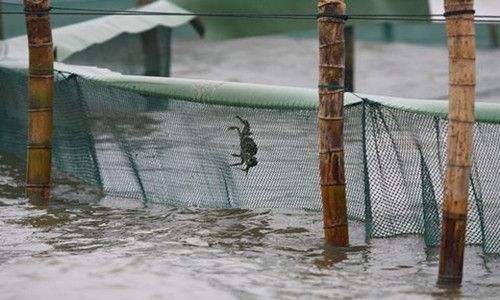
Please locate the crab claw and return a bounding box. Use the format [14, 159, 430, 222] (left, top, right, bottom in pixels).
[236, 116, 250, 127]
[241, 168, 249, 176]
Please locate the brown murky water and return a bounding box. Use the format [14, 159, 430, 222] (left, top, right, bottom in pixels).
[1, 152, 500, 299]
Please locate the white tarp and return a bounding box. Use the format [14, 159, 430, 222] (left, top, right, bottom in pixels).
[429, 0, 500, 22]
[0, 0, 196, 62]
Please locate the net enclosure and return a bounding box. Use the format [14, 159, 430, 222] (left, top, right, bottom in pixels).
[0, 61, 500, 254]
[0, 0, 499, 255]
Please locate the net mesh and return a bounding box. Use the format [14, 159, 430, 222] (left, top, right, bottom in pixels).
[1, 66, 499, 254]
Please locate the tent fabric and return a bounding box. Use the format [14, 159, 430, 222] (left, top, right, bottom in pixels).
[0, 0, 197, 61]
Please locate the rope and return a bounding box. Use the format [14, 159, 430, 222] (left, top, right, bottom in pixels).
[443, 10, 476, 17]
[318, 83, 344, 91]
[23, 6, 51, 16]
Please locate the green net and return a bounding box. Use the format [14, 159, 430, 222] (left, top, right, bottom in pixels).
[1, 65, 500, 254]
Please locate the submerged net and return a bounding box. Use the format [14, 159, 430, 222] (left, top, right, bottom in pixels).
[0, 66, 499, 254]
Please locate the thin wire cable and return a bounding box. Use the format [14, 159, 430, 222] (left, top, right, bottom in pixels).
[47, 6, 500, 20]
[1, 12, 498, 23]
[2, 0, 500, 19]
[46, 9, 500, 20]
[1, 3, 499, 23]
[0, 11, 317, 20]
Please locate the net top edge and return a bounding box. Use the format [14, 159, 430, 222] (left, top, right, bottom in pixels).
[87, 73, 500, 123]
[2, 63, 500, 123]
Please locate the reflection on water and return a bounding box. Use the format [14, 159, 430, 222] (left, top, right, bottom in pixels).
[1, 153, 499, 300]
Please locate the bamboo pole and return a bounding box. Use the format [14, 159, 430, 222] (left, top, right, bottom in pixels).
[317, 0, 349, 246]
[438, 0, 476, 285]
[24, 0, 54, 205]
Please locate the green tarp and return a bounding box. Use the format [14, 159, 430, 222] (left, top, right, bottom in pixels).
[0, 0, 141, 39]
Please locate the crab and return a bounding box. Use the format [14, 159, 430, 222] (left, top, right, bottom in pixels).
[228, 116, 258, 175]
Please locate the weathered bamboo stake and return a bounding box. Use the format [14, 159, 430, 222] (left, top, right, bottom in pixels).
[24, 0, 54, 205]
[438, 0, 476, 285]
[318, 0, 349, 246]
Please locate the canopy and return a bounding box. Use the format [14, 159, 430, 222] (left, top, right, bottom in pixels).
[0, 0, 199, 61]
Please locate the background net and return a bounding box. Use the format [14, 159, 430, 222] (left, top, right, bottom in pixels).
[0, 66, 499, 254]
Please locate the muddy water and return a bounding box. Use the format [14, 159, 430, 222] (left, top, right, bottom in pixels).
[1, 152, 499, 299]
[3, 37, 500, 299]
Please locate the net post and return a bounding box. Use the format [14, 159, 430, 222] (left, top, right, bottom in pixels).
[137, 0, 163, 76]
[161, 27, 172, 77]
[24, 0, 54, 206]
[438, 0, 476, 286]
[0, 2, 4, 40]
[317, 0, 349, 246]
[489, 25, 499, 49]
[344, 25, 354, 92]
[382, 23, 395, 43]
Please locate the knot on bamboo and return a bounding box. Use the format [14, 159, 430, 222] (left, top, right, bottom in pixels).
[24, 6, 51, 16]
[443, 9, 475, 17]
[318, 83, 344, 92]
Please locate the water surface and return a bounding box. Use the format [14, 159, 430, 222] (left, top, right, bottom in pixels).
[1, 154, 499, 299]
